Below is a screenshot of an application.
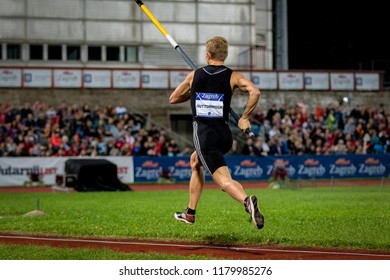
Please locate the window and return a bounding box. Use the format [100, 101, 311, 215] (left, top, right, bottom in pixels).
[30, 45, 43, 60]
[106, 46, 120, 61]
[67, 45, 80, 60]
[88, 46, 101, 61]
[125, 46, 138, 63]
[7, 44, 21, 59]
[48, 45, 62, 60]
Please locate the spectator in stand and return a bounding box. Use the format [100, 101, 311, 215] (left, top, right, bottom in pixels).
[332, 139, 348, 154]
[295, 102, 308, 128]
[20, 102, 33, 120]
[350, 104, 363, 120]
[155, 134, 168, 156]
[325, 109, 337, 132]
[115, 100, 127, 117]
[268, 125, 281, 140]
[50, 128, 62, 154]
[83, 118, 97, 138]
[143, 135, 157, 156]
[177, 145, 193, 157]
[148, 123, 160, 139]
[345, 133, 357, 154]
[131, 137, 143, 155]
[81, 103, 92, 120]
[287, 130, 304, 155]
[20, 135, 34, 156]
[314, 103, 325, 122]
[126, 118, 141, 136]
[281, 114, 293, 132]
[23, 113, 36, 131]
[35, 111, 47, 131]
[379, 128, 389, 153]
[253, 136, 269, 157]
[105, 117, 118, 139]
[266, 104, 278, 124]
[262, 119, 272, 140]
[335, 105, 346, 131]
[343, 116, 356, 136]
[242, 137, 256, 155]
[367, 129, 383, 154]
[56, 100, 69, 122]
[268, 135, 288, 156]
[354, 122, 366, 140]
[167, 139, 179, 156]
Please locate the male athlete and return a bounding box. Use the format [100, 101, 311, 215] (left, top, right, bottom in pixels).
[169, 36, 264, 229]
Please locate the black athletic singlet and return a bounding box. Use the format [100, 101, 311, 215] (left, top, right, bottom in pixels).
[190, 65, 233, 174]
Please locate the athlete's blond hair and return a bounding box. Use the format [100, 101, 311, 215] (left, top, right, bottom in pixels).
[206, 36, 229, 61]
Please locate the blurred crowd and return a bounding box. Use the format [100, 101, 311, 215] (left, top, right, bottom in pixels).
[0, 100, 184, 157]
[233, 102, 390, 156]
[0, 100, 389, 157]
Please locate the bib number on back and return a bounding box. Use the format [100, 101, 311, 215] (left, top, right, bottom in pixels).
[195, 92, 224, 118]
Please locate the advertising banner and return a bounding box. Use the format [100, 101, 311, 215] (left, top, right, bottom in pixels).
[133, 156, 191, 183]
[304, 72, 329, 90]
[250, 72, 277, 90]
[330, 73, 354, 90]
[278, 72, 304, 90]
[133, 155, 390, 183]
[113, 70, 140, 88]
[141, 70, 168, 88]
[0, 68, 21, 87]
[0, 68, 384, 91]
[0, 157, 63, 187]
[355, 73, 380, 91]
[83, 70, 111, 88]
[24, 69, 52, 88]
[54, 69, 82, 88]
[0, 157, 134, 187]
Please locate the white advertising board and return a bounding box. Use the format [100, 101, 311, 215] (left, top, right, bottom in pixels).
[304, 72, 329, 90]
[330, 73, 354, 90]
[278, 72, 304, 90]
[54, 69, 82, 88]
[83, 70, 111, 88]
[113, 70, 140, 88]
[141, 70, 168, 88]
[0, 157, 134, 187]
[0, 68, 21, 87]
[24, 69, 52, 88]
[251, 72, 277, 89]
[355, 73, 380, 91]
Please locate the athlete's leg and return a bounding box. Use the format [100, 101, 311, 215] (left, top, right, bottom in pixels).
[174, 151, 204, 224]
[188, 151, 204, 210]
[212, 165, 265, 229]
[212, 166, 247, 205]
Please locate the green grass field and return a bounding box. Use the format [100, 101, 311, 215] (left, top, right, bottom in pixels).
[1, 186, 389, 259]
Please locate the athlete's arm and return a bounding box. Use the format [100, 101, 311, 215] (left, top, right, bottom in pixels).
[169, 71, 194, 104]
[231, 71, 261, 133]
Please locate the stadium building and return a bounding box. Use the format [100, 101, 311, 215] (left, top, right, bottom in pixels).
[0, 0, 387, 145]
[0, 0, 274, 69]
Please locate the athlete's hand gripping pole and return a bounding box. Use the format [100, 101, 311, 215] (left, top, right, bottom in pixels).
[133, 0, 254, 138]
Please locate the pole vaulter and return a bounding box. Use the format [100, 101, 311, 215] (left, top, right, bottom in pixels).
[134, 0, 254, 137]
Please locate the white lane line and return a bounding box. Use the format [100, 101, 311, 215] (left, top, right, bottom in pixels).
[0, 235, 389, 258]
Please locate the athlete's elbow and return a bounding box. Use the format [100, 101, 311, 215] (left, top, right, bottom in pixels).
[251, 88, 261, 98]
